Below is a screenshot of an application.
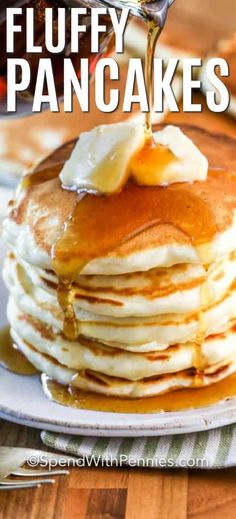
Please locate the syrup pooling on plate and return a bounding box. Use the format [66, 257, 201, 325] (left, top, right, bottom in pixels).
[42, 373, 236, 413]
[0, 326, 37, 375]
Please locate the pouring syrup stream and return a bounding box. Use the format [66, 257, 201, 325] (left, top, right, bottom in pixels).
[144, 21, 161, 137]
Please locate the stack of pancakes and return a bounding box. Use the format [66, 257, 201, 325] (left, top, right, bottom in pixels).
[3, 125, 236, 399]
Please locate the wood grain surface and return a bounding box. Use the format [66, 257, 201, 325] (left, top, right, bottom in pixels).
[1, 420, 236, 519]
[1, 0, 236, 518]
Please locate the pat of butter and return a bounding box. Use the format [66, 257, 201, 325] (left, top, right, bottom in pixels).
[60, 122, 145, 194]
[60, 123, 208, 194]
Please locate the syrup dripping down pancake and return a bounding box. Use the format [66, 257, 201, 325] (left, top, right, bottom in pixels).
[4, 125, 236, 277]
[4, 252, 236, 348]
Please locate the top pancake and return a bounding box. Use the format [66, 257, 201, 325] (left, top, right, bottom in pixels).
[3, 125, 236, 275]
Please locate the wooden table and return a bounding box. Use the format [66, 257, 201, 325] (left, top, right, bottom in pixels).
[1, 419, 236, 519]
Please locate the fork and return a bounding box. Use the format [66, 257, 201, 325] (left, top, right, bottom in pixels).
[0, 446, 75, 490]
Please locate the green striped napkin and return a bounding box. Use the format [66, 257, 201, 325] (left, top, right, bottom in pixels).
[41, 424, 236, 469]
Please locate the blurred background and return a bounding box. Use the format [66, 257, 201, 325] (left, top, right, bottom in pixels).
[0, 0, 235, 210]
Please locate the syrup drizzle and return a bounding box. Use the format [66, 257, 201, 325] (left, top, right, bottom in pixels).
[52, 179, 218, 278]
[193, 266, 215, 383]
[57, 279, 79, 340]
[0, 326, 37, 375]
[144, 21, 162, 137]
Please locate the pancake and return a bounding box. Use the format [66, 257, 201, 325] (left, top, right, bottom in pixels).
[10, 321, 236, 398]
[3, 126, 236, 276]
[10, 251, 236, 317]
[7, 293, 236, 379]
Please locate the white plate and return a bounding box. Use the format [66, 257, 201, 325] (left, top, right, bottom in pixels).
[1, 239, 236, 436]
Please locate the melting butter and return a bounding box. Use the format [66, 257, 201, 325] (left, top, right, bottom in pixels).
[60, 123, 208, 195]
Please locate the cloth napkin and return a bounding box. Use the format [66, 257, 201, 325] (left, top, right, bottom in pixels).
[41, 423, 236, 469]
